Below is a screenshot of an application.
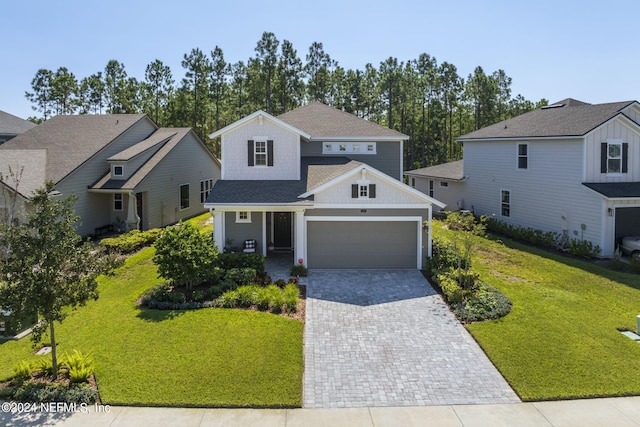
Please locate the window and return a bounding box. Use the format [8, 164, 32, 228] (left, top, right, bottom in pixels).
[248, 139, 273, 166]
[429, 180, 434, 197]
[501, 190, 511, 217]
[236, 211, 251, 223]
[113, 193, 123, 211]
[440, 181, 449, 187]
[255, 141, 267, 166]
[351, 183, 376, 199]
[180, 184, 190, 210]
[602, 140, 628, 174]
[410, 177, 416, 188]
[113, 165, 124, 177]
[517, 143, 528, 169]
[200, 179, 214, 203]
[322, 142, 376, 154]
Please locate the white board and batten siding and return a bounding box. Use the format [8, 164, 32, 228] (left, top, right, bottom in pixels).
[221, 119, 300, 180]
[57, 117, 157, 236]
[584, 116, 640, 183]
[463, 139, 603, 246]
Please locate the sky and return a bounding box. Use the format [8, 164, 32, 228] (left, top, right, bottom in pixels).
[2, 0, 639, 120]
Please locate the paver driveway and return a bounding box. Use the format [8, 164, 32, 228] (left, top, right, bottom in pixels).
[303, 270, 519, 408]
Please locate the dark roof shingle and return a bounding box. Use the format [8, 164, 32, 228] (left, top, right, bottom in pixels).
[405, 160, 464, 181]
[458, 99, 636, 140]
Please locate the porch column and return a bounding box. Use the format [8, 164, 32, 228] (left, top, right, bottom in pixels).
[426, 206, 433, 258]
[212, 210, 224, 253]
[294, 210, 306, 266]
[126, 192, 139, 231]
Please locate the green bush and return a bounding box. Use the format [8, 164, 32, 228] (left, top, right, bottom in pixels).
[13, 360, 33, 379]
[216, 284, 299, 314]
[452, 283, 512, 323]
[283, 284, 299, 313]
[290, 265, 308, 277]
[62, 350, 94, 383]
[436, 270, 464, 304]
[35, 356, 54, 377]
[12, 381, 98, 404]
[218, 252, 265, 276]
[486, 218, 560, 248]
[427, 236, 468, 274]
[224, 268, 257, 286]
[443, 211, 486, 234]
[235, 286, 257, 307]
[100, 229, 162, 254]
[568, 238, 602, 259]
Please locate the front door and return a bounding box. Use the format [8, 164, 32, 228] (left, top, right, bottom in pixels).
[274, 212, 292, 249]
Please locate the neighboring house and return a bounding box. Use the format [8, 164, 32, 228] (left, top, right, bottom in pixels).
[0, 114, 220, 235]
[205, 102, 444, 269]
[418, 98, 640, 257]
[404, 160, 464, 212]
[0, 110, 36, 145]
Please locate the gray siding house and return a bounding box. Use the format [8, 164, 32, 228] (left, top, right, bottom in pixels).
[404, 160, 465, 213]
[416, 98, 640, 257]
[205, 102, 444, 269]
[0, 114, 220, 235]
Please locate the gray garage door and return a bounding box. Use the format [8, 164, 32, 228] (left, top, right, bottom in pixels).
[615, 207, 640, 245]
[307, 220, 418, 269]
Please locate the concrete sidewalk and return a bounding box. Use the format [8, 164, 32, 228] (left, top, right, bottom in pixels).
[3, 397, 640, 426]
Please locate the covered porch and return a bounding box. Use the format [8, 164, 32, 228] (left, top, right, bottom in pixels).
[210, 207, 308, 266]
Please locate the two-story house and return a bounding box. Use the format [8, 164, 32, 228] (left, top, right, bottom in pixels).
[415, 98, 640, 257]
[205, 102, 444, 269]
[0, 114, 220, 235]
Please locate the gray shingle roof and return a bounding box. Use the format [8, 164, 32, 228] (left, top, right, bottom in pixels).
[583, 182, 640, 198]
[405, 160, 464, 181]
[91, 128, 200, 191]
[458, 99, 637, 140]
[108, 129, 177, 161]
[0, 110, 36, 136]
[206, 157, 355, 205]
[0, 114, 148, 185]
[0, 149, 47, 198]
[277, 102, 408, 139]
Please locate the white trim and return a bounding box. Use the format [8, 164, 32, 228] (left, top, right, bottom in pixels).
[236, 211, 251, 223]
[304, 215, 423, 269]
[112, 164, 125, 177]
[299, 163, 446, 208]
[310, 136, 408, 142]
[500, 188, 511, 218]
[262, 212, 267, 256]
[209, 110, 311, 140]
[516, 142, 529, 170]
[313, 203, 431, 209]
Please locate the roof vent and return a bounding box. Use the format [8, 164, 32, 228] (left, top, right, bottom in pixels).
[541, 103, 565, 110]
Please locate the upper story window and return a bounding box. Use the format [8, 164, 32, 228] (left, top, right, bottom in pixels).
[323, 142, 376, 155]
[440, 181, 449, 188]
[410, 177, 416, 188]
[517, 143, 528, 169]
[429, 180, 434, 197]
[601, 140, 628, 174]
[248, 138, 273, 167]
[112, 164, 124, 177]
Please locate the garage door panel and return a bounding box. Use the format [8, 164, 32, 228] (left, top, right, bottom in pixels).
[307, 221, 417, 269]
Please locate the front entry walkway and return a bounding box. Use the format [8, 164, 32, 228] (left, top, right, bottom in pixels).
[303, 270, 519, 408]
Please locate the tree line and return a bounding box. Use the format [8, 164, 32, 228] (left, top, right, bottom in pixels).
[24, 31, 547, 168]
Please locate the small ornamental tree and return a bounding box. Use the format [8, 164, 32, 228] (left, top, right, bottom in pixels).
[152, 221, 219, 290]
[0, 182, 121, 377]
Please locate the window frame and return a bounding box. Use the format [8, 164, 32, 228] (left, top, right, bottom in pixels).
[113, 193, 123, 211]
[112, 164, 125, 177]
[439, 181, 449, 188]
[517, 143, 528, 170]
[606, 140, 622, 174]
[254, 140, 267, 166]
[179, 184, 190, 210]
[200, 178, 214, 203]
[322, 142, 377, 155]
[428, 180, 434, 197]
[500, 189, 511, 218]
[236, 211, 251, 223]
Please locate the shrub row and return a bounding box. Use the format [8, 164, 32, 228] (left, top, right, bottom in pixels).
[217, 252, 265, 276]
[217, 284, 299, 314]
[99, 229, 163, 254]
[1, 381, 99, 404]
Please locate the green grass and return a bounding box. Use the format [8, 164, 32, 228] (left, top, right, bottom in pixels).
[443, 225, 640, 401]
[0, 247, 303, 407]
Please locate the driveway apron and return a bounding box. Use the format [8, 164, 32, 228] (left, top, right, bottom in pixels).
[303, 270, 519, 408]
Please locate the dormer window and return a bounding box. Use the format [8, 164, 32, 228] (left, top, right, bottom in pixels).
[323, 142, 377, 155]
[112, 165, 124, 177]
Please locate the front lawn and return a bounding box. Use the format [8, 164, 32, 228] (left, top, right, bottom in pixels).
[0, 247, 303, 407]
[449, 226, 640, 401]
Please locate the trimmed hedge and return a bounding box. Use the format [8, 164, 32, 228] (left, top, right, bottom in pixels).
[217, 252, 265, 276]
[99, 229, 162, 254]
